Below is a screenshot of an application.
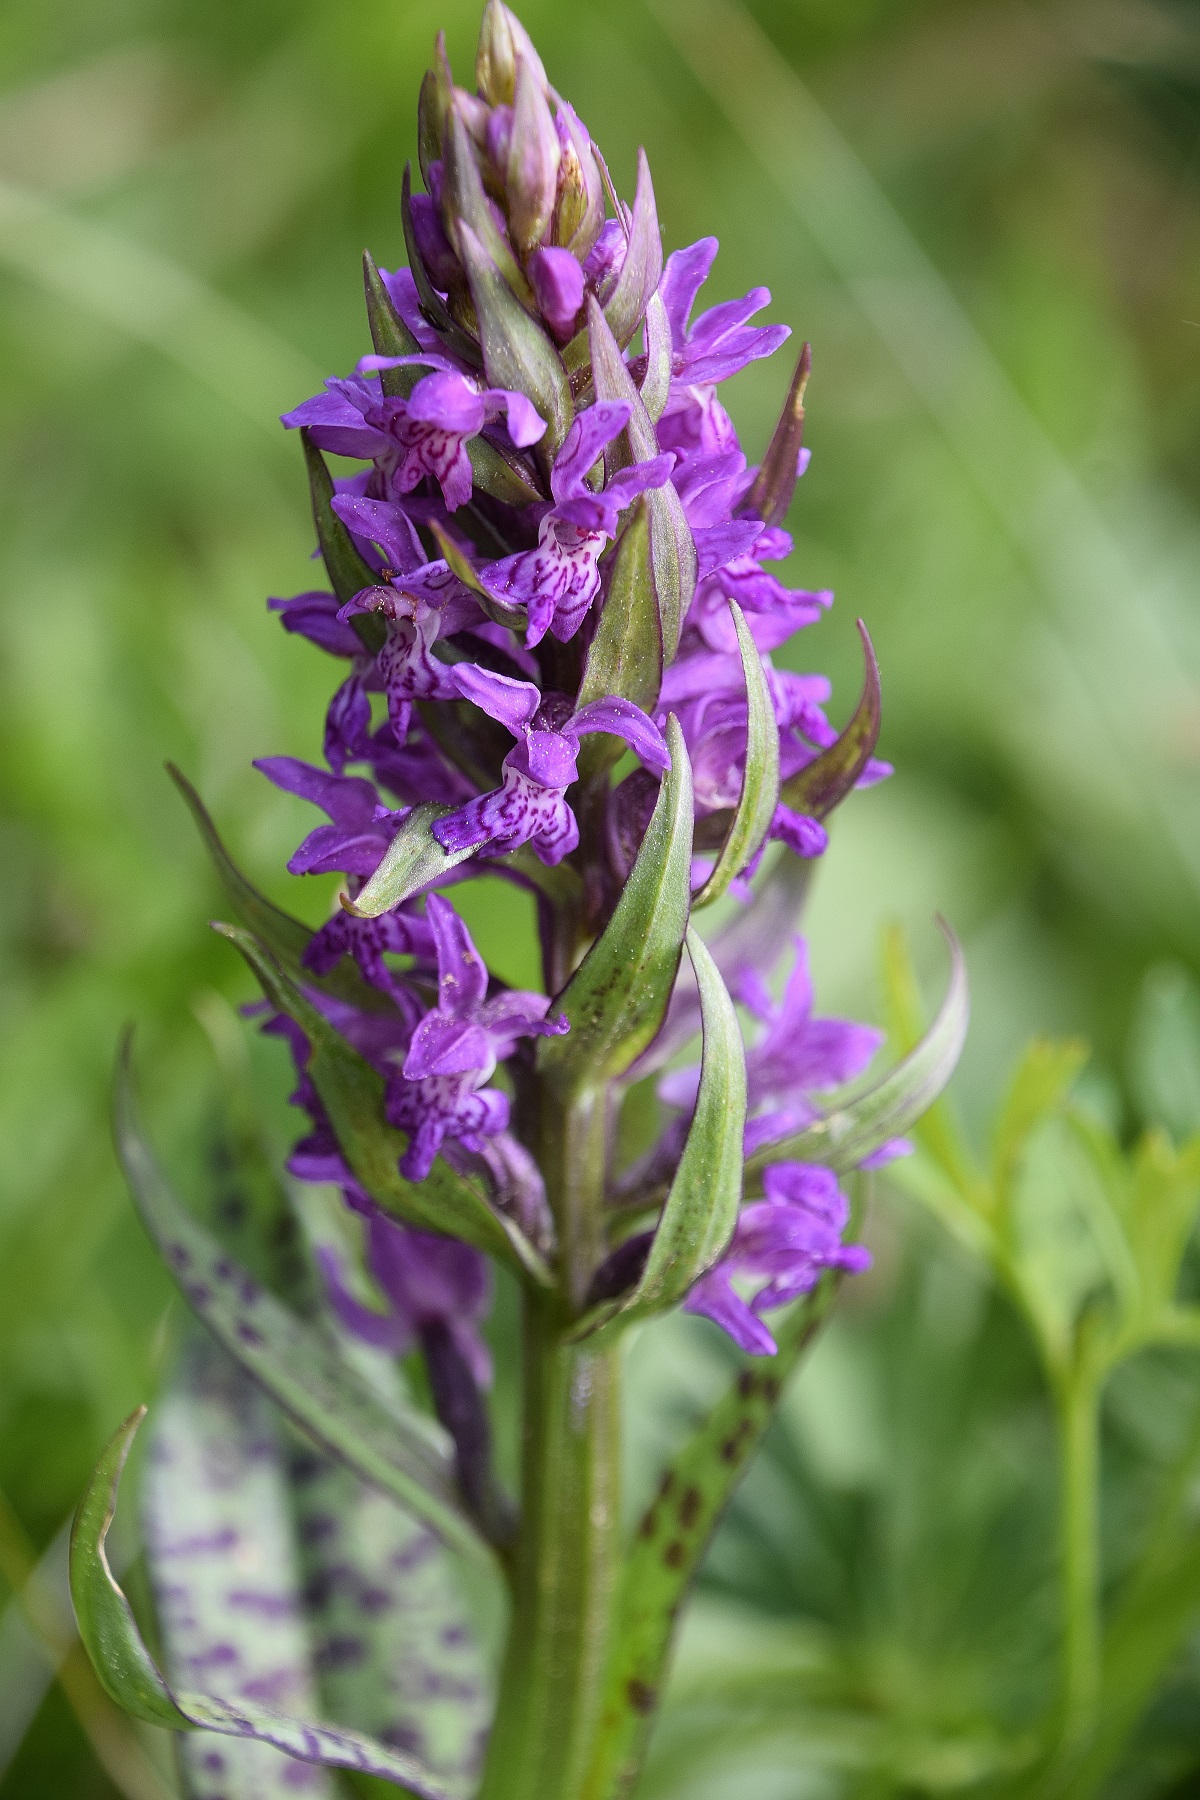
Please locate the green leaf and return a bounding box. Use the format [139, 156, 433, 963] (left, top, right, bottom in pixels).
[144, 1331, 338, 1797]
[427, 519, 529, 627]
[539, 716, 693, 1094]
[583, 1276, 840, 1800]
[114, 1043, 492, 1561]
[290, 1453, 491, 1793]
[70, 1413, 459, 1796]
[586, 297, 696, 660]
[466, 435, 546, 509]
[693, 602, 780, 908]
[456, 221, 573, 458]
[213, 925, 553, 1286]
[1117, 1130, 1200, 1323]
[746, 919, 968, 1179]
[168, 762, 391, 1015]
[577, 497, 662, 724]
[573, 929, 745, 1339]
[778, 619, 880, 819]
[300, 432, 381, 652]
[364, 249, 422, 397]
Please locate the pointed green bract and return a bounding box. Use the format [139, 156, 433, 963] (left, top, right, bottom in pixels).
[70, 1414, 460, 1796]
[693, 603, 780, 908]
[586, 297, 695, 661]
[640, 292, 672, 424]
[577, 498, 662, 725]
[168, 762, 391, 1015]
[300, 431, 382, 652]
[745, 919, 969, 1179]
[539, 717, 693, 1094]
[780, 619, 880, 819]
[598, 150, 663, 350]
[364, 249, 423, 396]
[457, 222, 573, 457]
[347, 802, 479, 916]
[213, 924, 553, 1286]
[443, 102, 535, 308]
[400, 161, 481, 370]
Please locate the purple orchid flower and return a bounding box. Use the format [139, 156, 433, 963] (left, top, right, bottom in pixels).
[659, 238, 791, 386]
[283, 359, 545, 513]
[385, 895, 567, 1181]
[316, 1210, 494, 1389]
[431, 665, 670, 865]
[476, 400, 675, 646]
[682, 1162, 870, 1356]
[303, 904, 435, 1007]
[255, 758, 408, 878]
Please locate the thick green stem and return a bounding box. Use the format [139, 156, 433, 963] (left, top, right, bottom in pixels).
[478, 1295, 620, 1800]
[1056, 1369, 1100, 1752]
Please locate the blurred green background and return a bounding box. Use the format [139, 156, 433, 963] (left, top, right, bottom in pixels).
[3, 0, 1200, 1792]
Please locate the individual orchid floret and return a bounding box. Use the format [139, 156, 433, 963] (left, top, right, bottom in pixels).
[660, 237, 791, 385]
[385, 895, 566, 1179]
[283, 360, 545, 512]
[682, 1163, 870, 1356]
[478, 401, 675, 645]
[255, 758, 408, 878]
[303, 905, 435, 1007]
[528, 245, 585, 339]
[317, 1209, 493, 1388]
[337, 574, 475, 740]
[432, 666, 670, 865]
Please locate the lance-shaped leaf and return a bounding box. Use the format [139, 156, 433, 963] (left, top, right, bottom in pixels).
[693, 602, 780, 908]
[745, 340, 811, 528]
[572, 929, 745, 1339]
[457, 221, 573, 457]
[745, 919, 969, 1180]
[114, 1050, 493, 1562]
[168, 763, 390, 1016]
[347, 802, 478, 918]
[400, 164, 481, 371]
[442, 102, 535, 309]
[582, 1274, 840, 1800]
[289, 1451, 491, 1792]
[214, 926, 553, 1287]
[416, 35, 453, 185]
[640, 291, 672, 424]
[577, 498, 662, 730]
[364, 250, 423, 397]
[300, 431, 383, 654]
[539, 717, 693, 1094]
[468, 434, 547, 509]
[70, 1411, 459, 1797]
[143, 1332, 337, 1798]
[587, 297, 695, 661]
[779, 618, 880, 819]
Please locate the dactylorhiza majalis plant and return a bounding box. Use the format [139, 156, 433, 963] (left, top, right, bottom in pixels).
[69, 9, 966, 1799]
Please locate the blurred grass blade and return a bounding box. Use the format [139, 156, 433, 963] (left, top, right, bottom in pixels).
[539, 716, 693, 1093]
[70, 1412, 461, 1795]
[694, 602, 779, 907]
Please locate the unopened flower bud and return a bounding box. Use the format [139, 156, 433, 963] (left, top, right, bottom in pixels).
[506, 56, 560, 252]
[455, 86, 491, 147]
[476, 0, 547, 107]
[486, 104, 513, 173]
[552, 103, 604, 260]
[528, 246, 584, 339]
